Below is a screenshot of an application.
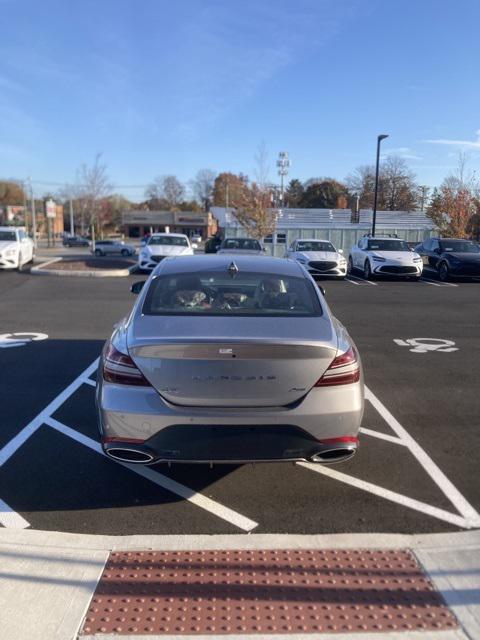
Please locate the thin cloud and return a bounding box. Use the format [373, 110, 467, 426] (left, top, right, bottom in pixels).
[384, 147, 422, 161]
[424, 129, 480, 149]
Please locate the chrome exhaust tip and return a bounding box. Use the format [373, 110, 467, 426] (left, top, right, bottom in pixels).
[104, 446, 155, 464]
[310, 445, 357, 464]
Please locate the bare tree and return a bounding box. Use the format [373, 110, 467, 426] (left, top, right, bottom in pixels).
[345, 165, 376, 208]
[146, 175, 185, 209]
[254, 141, 269, 187]
[76, 154, 112, 245]
[346, 157, 418, 211]
[381, 156, 418, 211]
[191, 169, 216, 212]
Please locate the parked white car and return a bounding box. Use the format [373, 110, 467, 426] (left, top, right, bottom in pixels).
[139, 233, 194, 271]
[0, 227, 35, 270]
[285, 238, 347, 278]
[349, 236, 423, 280]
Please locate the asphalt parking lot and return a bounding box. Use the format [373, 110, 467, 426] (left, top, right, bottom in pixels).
[1, 267, 479, 536]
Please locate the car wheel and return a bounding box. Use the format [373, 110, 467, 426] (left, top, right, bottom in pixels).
[438, 262, 450, 282]
[364, 260, 372, 280]
[94, 248, 103, 257]
[348, 256, 354, 273]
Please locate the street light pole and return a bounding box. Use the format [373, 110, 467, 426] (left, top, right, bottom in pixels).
[28, 177, 37, 248]
[69, 197, 74, 236]
[372, 134, 389, 237]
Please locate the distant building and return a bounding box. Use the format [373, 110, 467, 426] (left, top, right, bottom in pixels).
[122, 210, 217, 240]
[211, 207, 436, 255]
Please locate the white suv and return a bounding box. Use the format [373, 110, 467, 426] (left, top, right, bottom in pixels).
[349, 236, 423, 280]
[0, 227, 35, 270]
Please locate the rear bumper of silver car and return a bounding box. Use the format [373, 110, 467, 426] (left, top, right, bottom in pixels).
[96, 377, 364, 464]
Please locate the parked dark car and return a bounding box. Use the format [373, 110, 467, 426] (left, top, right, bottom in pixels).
[63, 235, 90, 247]
[204, 235, 222, 254]
[414, 238, 480, 281]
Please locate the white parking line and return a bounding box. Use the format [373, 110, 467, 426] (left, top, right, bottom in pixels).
[347, 273, 377, 285]
[45, 417, 258, 533]
[420, 276, 458, 287]
[82, 378, 96, 387]
[365, 386, 480, 528]
[297, 462, 472, 529]
[0, 497, 30, 529]
[344, 277, 360, 286]
[0, 358, 100, 467]
[419, 278, 443, 287]
[359, 427, 406, 446]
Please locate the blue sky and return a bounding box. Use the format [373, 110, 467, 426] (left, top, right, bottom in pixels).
[1, 0, 479, 200]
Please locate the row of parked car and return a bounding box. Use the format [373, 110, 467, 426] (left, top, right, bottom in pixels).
[201, 234, 480, 282]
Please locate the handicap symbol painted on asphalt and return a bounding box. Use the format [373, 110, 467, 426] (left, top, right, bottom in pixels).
[0, 332, 49, 349]
[393, 338, 458, 353]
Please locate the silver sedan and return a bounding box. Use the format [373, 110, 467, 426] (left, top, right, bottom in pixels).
[96, 255, 364, 465]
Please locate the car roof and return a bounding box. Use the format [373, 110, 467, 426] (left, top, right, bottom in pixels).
[154, 254, 304, 277]
[367, 236, 405, 241]
[151, 232, 188, 238]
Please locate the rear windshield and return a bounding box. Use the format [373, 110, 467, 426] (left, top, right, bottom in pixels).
[297, 241, 335, 252]
[143, 270, 322, 317]
[148, 236, 188, 246]
[222, 239, 261, 251]
[439, 241, 480, 253]
[367, 239, 410, 251]
[0, 231, 17, 241]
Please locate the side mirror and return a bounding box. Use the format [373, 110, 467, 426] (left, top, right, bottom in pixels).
[262, 247, 267, 252]
[433, 247, 440, 254]
[131, 281, 146, 294]
[338, 248, 344, 254]
[191, 243, 198, 250]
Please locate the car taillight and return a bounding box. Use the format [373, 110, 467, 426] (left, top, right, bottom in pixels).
[315, 346, 360, 386]
[103, 344, 151, 386]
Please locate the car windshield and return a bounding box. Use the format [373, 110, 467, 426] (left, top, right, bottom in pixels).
[367, 239, 410, 251]
[296, 241, 335, 252]
[222, 239, 262, 251]
[0, 231, 17, 242]
[148, 236, 188, 246]
[143, 270, 322, 317]
[440, 241, 480, 253]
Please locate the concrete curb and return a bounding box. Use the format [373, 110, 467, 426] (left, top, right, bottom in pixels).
[30, 256, 138, 277]
[1, 528, 479, 552]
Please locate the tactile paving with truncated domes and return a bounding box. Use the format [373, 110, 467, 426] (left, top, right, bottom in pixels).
[81, 548, 457, 635]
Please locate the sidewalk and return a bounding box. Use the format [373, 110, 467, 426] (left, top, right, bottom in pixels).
[0, 530, 479, 640]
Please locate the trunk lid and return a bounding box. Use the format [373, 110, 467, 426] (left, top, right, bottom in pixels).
[128, 315, 337, 407]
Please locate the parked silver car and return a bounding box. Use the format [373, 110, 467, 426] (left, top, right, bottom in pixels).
[96, 255, 364, 465]
[92, 240, 136, 257]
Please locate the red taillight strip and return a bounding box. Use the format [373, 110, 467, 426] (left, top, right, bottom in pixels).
[315, 346, 360, 387]
[103, 344, 151, 386]
[318, 436, 359, 444]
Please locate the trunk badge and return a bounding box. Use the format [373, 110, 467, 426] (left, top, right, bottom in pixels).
[228, 261, 239, 277]
[219, 348, 233, 354]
